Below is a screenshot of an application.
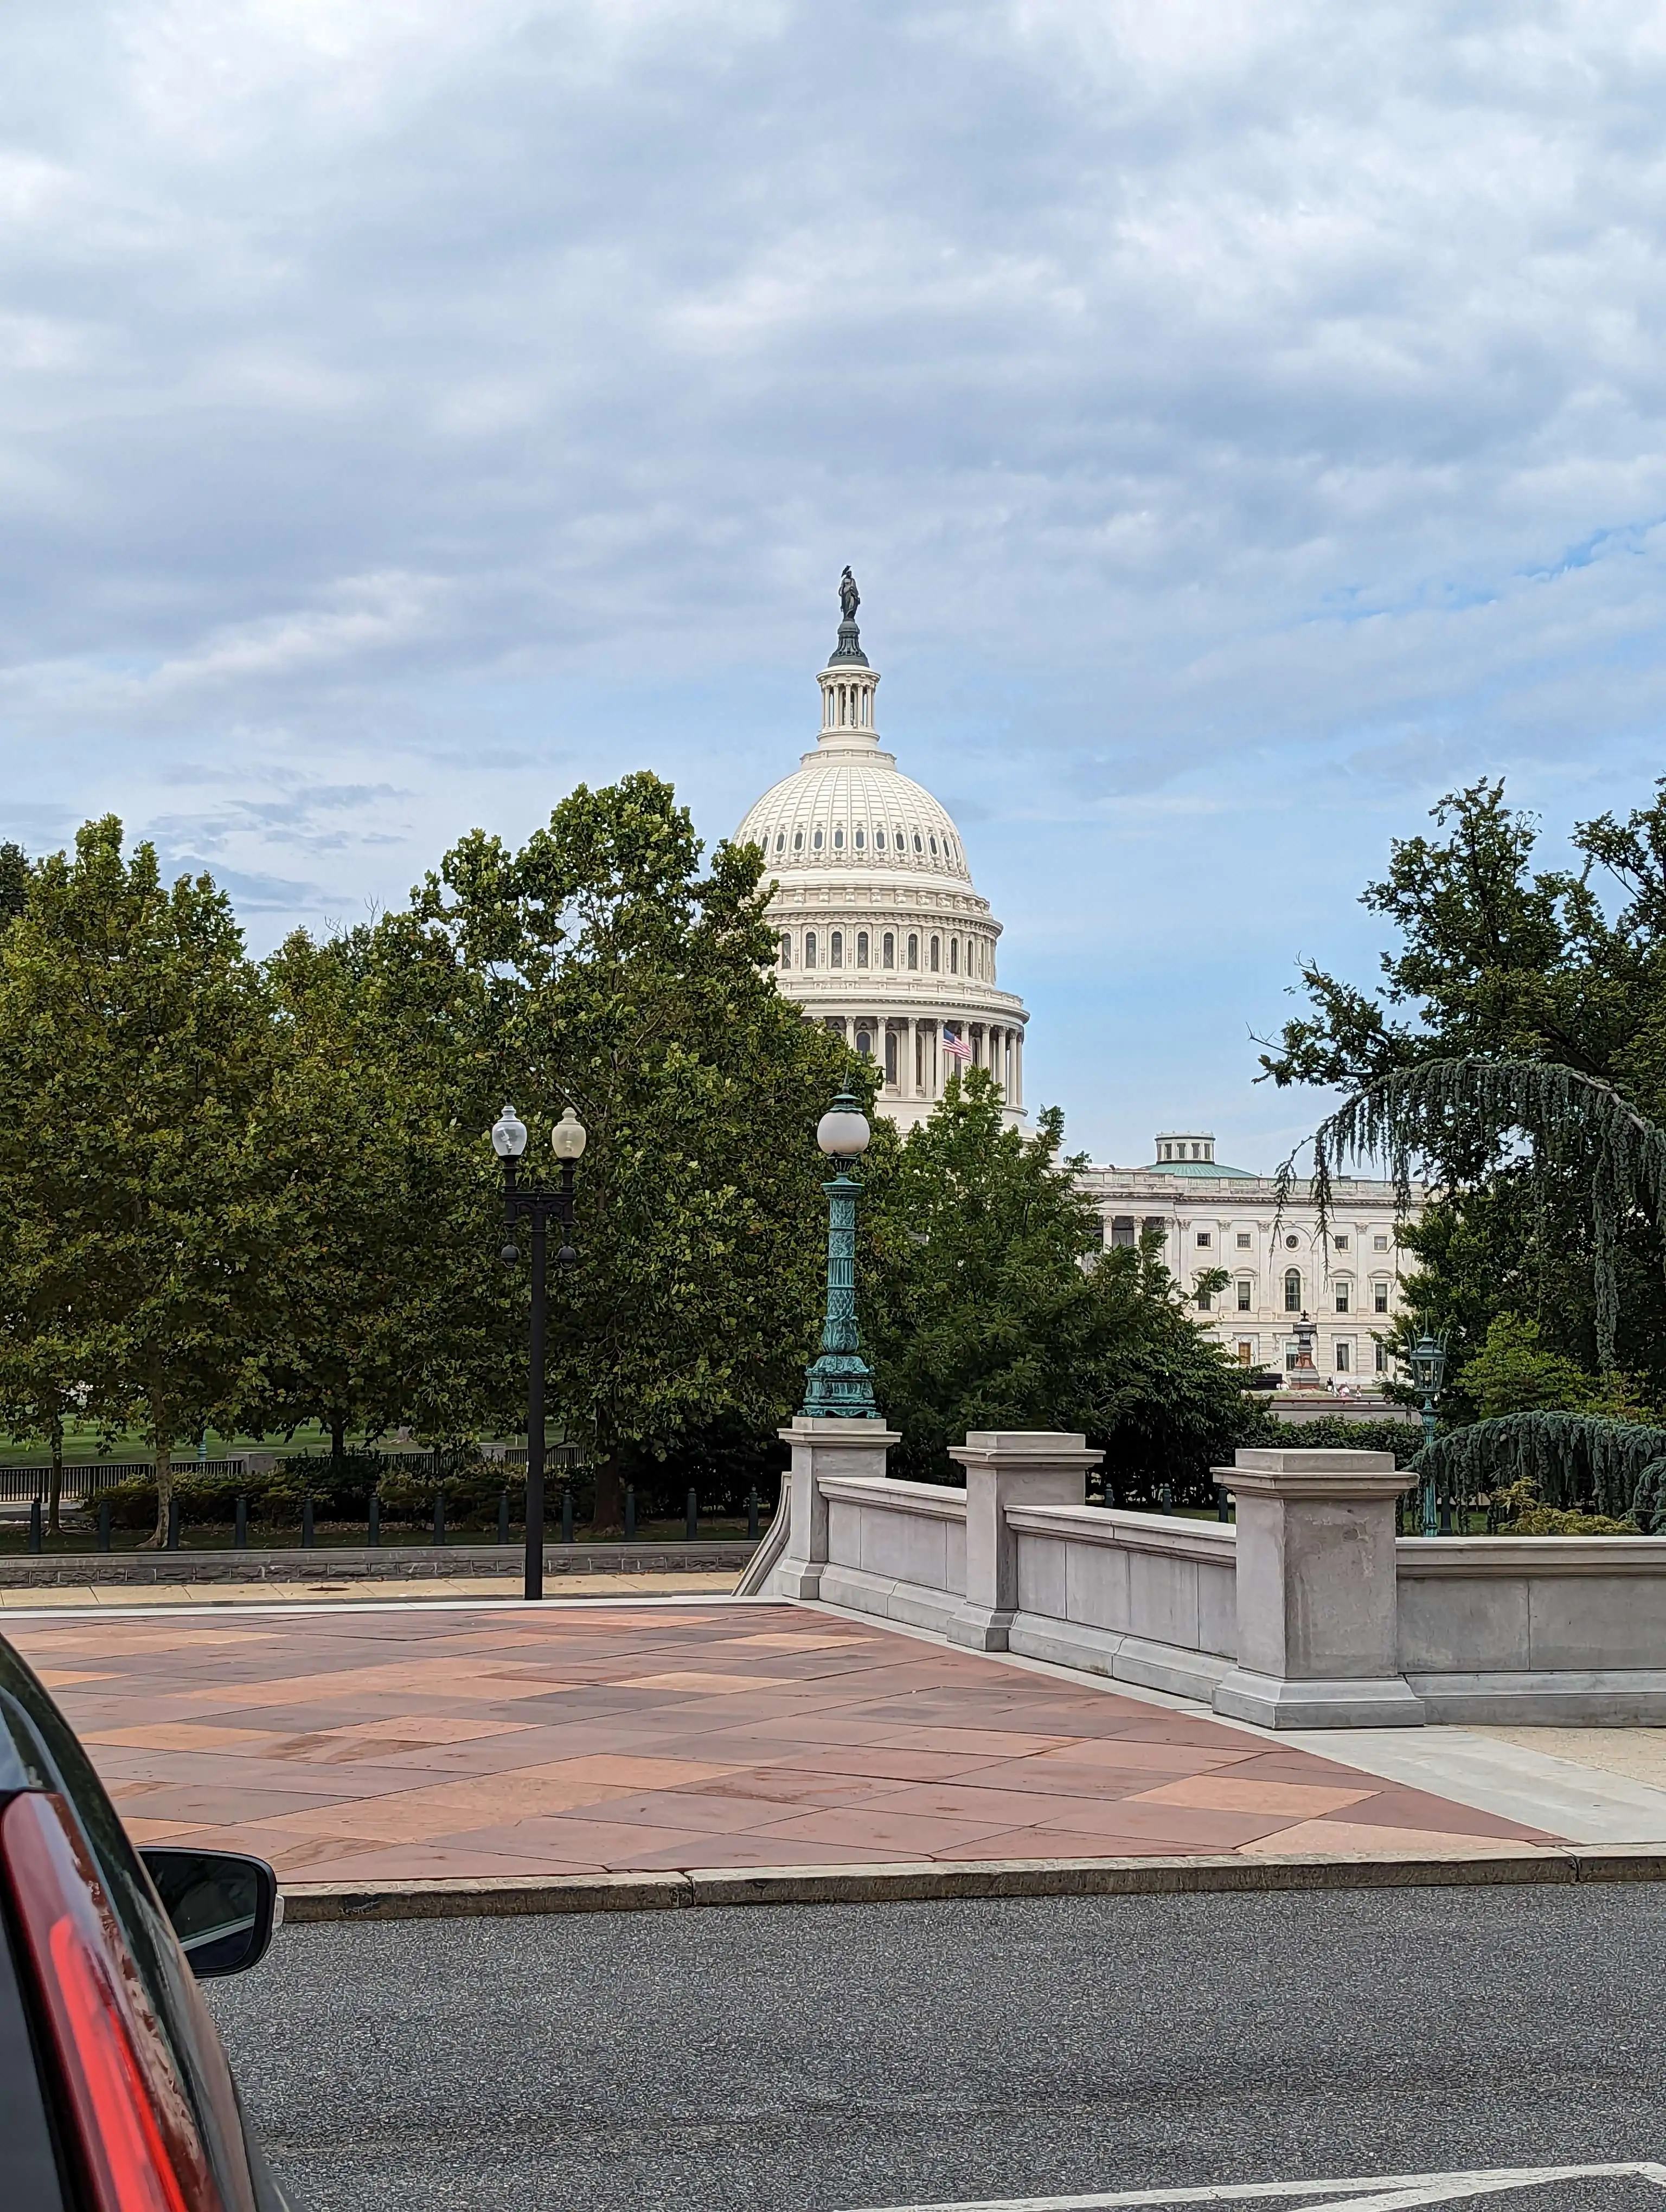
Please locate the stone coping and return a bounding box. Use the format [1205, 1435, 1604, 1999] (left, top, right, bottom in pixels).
[280, 1846, 1666, 1920]
[0, 1541, 757, 1589]
[1395, 1536, 1666, 1578]
[1003, 1503, 1236, 1561]
[815, 1474, 969, 1519]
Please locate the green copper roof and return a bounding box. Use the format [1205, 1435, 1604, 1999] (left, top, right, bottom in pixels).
[1142, 1159, 1260, 1180]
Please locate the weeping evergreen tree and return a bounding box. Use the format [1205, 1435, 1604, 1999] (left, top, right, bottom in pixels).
[1277, 1057, 1666, 1375]
[1418, 1411, 1666, 1529]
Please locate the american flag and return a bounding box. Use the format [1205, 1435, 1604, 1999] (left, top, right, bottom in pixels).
[943, 1026, 971, 1064]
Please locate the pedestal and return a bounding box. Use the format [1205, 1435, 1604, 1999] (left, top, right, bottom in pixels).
[946, 1431, 1101, 1651]
[774, 1417, 901, 1600]
[1210, 1447, 1425, 1728]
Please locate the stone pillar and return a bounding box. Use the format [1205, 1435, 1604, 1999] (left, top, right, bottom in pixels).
[946, 1430, 1101, 1651]
[774, 1416, 902, 1599]
[1210, 1448, 1424, 1728]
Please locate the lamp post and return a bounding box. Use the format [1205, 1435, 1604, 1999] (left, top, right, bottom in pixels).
[493, 1103, 587, 1600]
[1409, 1329, 1448, 1537]
[800, 1089, 881, 1419]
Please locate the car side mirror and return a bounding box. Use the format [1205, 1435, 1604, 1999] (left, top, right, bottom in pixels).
[140, 1848, 280, 1978]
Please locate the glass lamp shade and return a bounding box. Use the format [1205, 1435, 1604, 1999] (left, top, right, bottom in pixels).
[491, 1105, 528, 1159]
[816, 1093, 871, 1158]
[1409, 1331, 1446, 1393]
[551, 1106, 588, 1161]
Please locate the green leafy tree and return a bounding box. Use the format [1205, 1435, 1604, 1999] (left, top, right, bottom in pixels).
[1260, 778, 1666, 1403]
[0, 842, 29, 924]
[411, 773, 846, 1526]
[1456, 1314, 1595, 1421]
[861, 1071, 1261, 1500]
[0, 820, 281, 1544]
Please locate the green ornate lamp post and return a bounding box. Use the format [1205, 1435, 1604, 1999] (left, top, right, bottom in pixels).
[800, 1089, 881, 1419]
[1409, 1329, 1449, 1536]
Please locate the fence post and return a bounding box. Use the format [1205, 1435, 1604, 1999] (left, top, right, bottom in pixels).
[234, 1494, 247, 1550]
[301, 1494, 315, 1549]
[28, 1498, 42, 1554]
[432, 1492, 445, 1547]
[98, 1498, 112, 1553]
[561, 1484, 574, 1545]
[497, 1488, 510, 1546]
[368, 1493, 380, 1548]
[747, 1487, 760, 1542]
[624, 1484, 636, 1541]
[165, 1497, 180, 1551]
[687, 1486, 699, 1541]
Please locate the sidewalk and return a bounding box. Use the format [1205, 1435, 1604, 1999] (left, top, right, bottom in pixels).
[2, 1598, 1564, 1887]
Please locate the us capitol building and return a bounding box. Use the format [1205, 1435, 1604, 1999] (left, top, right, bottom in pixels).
[736, 578, 1411, 1386]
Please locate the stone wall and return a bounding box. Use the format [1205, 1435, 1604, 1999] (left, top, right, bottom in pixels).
[765, 1417, 1666, 1727]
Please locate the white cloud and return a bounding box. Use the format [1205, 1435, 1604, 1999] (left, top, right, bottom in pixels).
[4, 0, 1666, 1157]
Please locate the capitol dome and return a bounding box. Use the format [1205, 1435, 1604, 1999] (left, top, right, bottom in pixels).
[734, 576, 1029, 1131]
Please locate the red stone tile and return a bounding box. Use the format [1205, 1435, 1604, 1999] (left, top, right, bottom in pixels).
[747, 1805, 1019, 1855]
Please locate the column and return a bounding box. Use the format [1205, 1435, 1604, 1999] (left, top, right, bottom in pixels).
[774, 1416, 902, 1600]
[1209, 1447, 1423, 1728]
[946, 1430, 1102, 1650]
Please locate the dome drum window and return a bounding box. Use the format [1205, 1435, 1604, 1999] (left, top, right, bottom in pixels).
[929, 935, 940, 973]
[804, 931, 818, 969]
[813, 828, 824, 851]
[830, 930, 843, 969]
[882, 931, 895, 969]
[778, 934, 791, 968]
[856, 931, 869, 968]
[907, 933, 919, 972]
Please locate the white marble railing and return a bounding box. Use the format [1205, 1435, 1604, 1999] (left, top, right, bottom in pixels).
[765, 1418, 1666, 1728]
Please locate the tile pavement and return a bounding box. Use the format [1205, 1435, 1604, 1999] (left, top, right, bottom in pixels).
[3, 1602, 1562, 1882]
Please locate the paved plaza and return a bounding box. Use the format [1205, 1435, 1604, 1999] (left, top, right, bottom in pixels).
[7, 1598, 1554, 1882]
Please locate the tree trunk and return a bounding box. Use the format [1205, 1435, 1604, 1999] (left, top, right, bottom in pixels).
[140, 1388, 172, 1549]
[47, 1416, 62, 1538]
[330, 1412, 346, 1462]
[591, 1450, 624, 1535]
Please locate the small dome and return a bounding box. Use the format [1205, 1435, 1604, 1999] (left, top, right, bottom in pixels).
[736, 757, 973, 888]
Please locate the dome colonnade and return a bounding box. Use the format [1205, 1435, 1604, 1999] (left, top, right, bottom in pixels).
[735, 587, 1029, 1132]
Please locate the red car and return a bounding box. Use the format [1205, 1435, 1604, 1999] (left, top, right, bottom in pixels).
[0, 1630, 291, 2212]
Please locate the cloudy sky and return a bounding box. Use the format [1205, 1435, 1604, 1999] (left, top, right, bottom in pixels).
[5, 1, 1666, 1166]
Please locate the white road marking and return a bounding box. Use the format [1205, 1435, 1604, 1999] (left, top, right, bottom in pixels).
[848, 2162, 1666, 2212]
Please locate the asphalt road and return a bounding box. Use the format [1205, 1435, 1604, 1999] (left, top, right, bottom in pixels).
[206, 1887, 1666, 2212]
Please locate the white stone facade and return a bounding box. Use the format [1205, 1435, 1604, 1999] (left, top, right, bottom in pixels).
[734, 602, 1029, 1131]
[1078, 1131, 1412, 1385]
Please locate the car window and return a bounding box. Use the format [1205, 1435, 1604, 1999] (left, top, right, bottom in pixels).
[0, 1638, 259, 2212]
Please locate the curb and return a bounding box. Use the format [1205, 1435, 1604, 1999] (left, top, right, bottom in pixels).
[279, 1846, 1666, 1922]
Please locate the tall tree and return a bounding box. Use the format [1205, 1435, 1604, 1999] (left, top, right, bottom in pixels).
[1260, 778, 1666, 1402]
[861, 1071, 1255, 1498]
[412, 773, 846, 1525]
[0, 820, 280, 1543]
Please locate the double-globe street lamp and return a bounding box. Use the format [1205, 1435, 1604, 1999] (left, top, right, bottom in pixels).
[491, 1102, 587, 1600]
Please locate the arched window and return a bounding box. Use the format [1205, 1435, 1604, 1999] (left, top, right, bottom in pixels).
[830, 930, 843, 968]
[1284, 1269, 1302, 1312]
[855, 826, 864, 849]
[804, 931, 818, 969]
[833, 826, 844, 849]
[949, 940, 959, 974]
[907, 933, 919, 971]
[930, 935, 941, 973]
[875, 828, 886, 851]
[813, 827, 824, 851]
[882, 931, 895, 969]
[913, 833, 923, 853]
[774, 831, 784, 854]
[855, 1025, 873, 1057]
[856, 931, 869, 967]
[885, 1031, 899, 1085]
[930, 835, 939, 857]
[778, 934, 791, 968]
[793, 829, 804, 852]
